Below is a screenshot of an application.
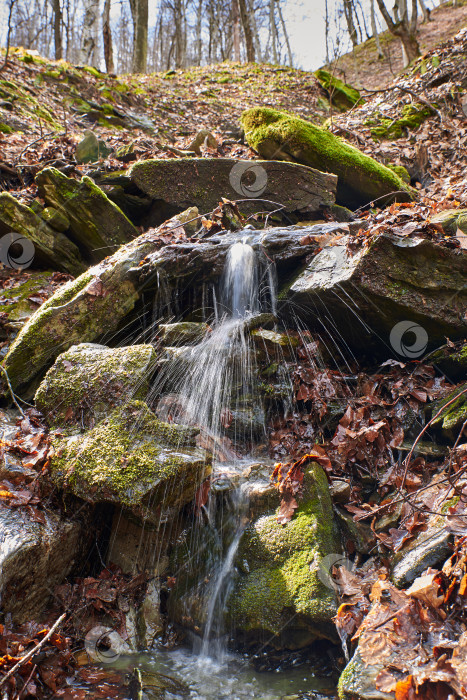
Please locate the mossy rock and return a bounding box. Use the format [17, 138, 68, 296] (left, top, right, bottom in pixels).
[314, 70, 361, 111]
[387, 164, 411, 184]
[240, 107, 413, 208]
[41, 206, 70, 232]
[227, 463, 340, 649]
[338, 649, 392, 700]
[35, 343, 157, 427]
[366, 103, 433, 141]
[429, 382, 467, 433]
[429, 342, 467, 381]
[158, 322, 209, 346]
[431, 208, 467, 235]
[75, 130, 112, 164]
[35, 167, 139, 263]
[0, 192, 84, 275]
[49, 400, 211, 521]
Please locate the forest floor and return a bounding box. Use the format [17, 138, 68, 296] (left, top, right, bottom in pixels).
[329, 0, 467, 90]
[0, 19, 467, 700]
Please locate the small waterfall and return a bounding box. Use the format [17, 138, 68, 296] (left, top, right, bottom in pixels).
[150, 238, 275, 661]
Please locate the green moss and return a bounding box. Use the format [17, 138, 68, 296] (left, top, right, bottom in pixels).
[82, 65, 102, 78]
[0, 122, 13, 134]
[431, 383, 467, 431]
[314, 69, 361, 111]
[228, 463, 339, 645]
[388, 164, 411, 184]
[241, 107, 413, 208]
[35, 344, 156, 426]
[50, 400, 208, 509]
[366, 103, 433, 140]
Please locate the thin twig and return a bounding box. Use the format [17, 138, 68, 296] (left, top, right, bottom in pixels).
[15, 131, 66, 166]
[0, 366, 25, 417]
[399, 387, 467, 493]
[0, 614, 66, 688]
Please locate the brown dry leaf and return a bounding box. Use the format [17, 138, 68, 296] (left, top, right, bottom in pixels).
[406, 572, 444, 609]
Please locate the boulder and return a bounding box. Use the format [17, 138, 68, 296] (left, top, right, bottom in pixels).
[41, 206, 70, 232]
[314, 70, 361, 111]
[285, 232, 467, 355]
[338, 649, 392, 700]
[1, 222, 349, 394]
[0, 270, 58, 340]
[227, 463, 340, 649]
[392, 525, 453, 588]
[158, 322, 209, 346]
[75, 130, 112, 164]
[429, 382, 467, 437]
[431, 207, 467, 235]
[129, 157, 337, 215]
[429, 341, 467, 381]
[35, 167, 139, 262]
[240, 107, 413, 208]
[49, 400, 211, 524]
[0, 192, 84, 275]
[0, 506, 82, 623]
[35, 343, 156, 427]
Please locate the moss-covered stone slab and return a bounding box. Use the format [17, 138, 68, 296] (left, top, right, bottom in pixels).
[240, 107, 414, 208]
[0, 222, 336, 395]
[75, 130, 112, 164]
[431, 208, 467, 235]
[0, 192, 84, 275]
[428, 341, 467, 381]
[35, 343, 156, 427]
[227, 463, 340, 649]
[285, 232, 467, 355]
[35, 167, 139, 263]
[49, 400, 211, 522]
[314, 69, 361, 111]
[129, 157, 337, 215]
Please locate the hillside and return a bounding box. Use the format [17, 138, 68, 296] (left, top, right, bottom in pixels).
[330, 0, 467, 90]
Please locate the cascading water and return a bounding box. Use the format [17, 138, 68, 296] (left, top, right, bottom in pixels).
[116, 237, 336, 698]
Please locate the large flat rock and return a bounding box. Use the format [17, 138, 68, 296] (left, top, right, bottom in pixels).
[129, 157, 337, 214]
[285, 233, 467, 356]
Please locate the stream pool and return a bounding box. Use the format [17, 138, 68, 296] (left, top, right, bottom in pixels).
[110, 646, 338, 700]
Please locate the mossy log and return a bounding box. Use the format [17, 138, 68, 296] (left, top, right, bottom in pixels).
[241, 107, 414, 208]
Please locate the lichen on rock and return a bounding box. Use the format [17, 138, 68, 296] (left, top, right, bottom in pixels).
[50, 400, 211, 520]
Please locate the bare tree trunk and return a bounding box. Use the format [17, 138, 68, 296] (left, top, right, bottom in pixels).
[53, 0, 63, 59]
[249, 0, 261, 61]
[130, 0, 148, 72]
[102, 0, 113, 72]
[238, 0, 255, 61]
[276, 0, 292, 66]
[195, 0, 202, 64]
[269, 0, 278, 63]
[343, 0, 358, 47]
[370, 0, 383, 58]
[80, 0, 99, 66]
[0, 0, 17, 72]
[376, 0, 420, 65]
[232, 0, 240, 60]
[324, 0, 330, 64]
